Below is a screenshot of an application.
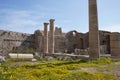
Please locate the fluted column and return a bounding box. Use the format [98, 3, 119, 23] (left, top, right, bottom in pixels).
[89, 0, 100, 59]
[49, 19, 55, 54]
[43, 23, 49, 54]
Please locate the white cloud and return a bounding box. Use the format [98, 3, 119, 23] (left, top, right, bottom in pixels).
[100, 25, 120, 32]
[0, 9, 46, 33]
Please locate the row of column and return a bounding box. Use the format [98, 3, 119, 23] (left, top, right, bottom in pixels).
[44, 0, 100, 59]
[43, 19, 55, 55]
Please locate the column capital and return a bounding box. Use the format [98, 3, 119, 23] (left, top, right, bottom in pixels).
[49, 19, 55, 22]
[44, 22, 49, 25]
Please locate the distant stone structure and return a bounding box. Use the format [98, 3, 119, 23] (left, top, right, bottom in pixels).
[55, 27, 62, 35]
[66, 31, 84, 53]
[110, 32, 120, 57]
[0, 28, 120, 58]
[0, 0, 120, 59]
[34, 30, 43, 52]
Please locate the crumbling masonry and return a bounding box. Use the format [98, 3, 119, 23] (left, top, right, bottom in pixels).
[0, 27, 120, 58]
[0, 0, 120, 58]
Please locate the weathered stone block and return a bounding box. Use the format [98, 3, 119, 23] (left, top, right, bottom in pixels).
[110, 32, 120, 57]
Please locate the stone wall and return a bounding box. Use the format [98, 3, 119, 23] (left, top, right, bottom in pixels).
[54, 27, 66, 53]
[66, 30, 84, 53]
[34, 30, 43, 52]
[65, 30, 111, 54]
[55, 27, 62, 35]
[84, 32, 89, 49]
[0, 30, 34, 56]
[99, 31, 111, 54]
[83, 31, 111, 54]
[54, 35, 66, 53]
[0, 29, 119, 57]
[110, 32, 120, 57]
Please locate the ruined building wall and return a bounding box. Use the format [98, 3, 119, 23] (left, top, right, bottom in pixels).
[99, 31, 111, 54]
[84, 32, 89, 49]
[0, 30, 34, 56]
[54, 35, 66, 52]
[0, 29, 119, 57]
[110, 32, 120, 57]
[65, 30, 84, 53]
[54, 27, 66, 53]
[34, 30, 43, 52]
[55, 27, 62, 35]
[65, 30, 111, 54]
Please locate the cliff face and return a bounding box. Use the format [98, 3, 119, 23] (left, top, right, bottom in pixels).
[0, 30, 35, 56]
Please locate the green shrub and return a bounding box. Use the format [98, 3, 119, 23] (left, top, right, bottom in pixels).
[62, 71, 115, 80]
[0, 58, 117, 80]
[90, 58, 111, 64]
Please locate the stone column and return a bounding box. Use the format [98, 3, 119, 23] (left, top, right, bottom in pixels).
[49, 19, 55, 54]
[89, 0, 100, 59]
[44, 23, 49, 54]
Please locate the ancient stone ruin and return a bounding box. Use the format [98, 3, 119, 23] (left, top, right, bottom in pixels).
[0, 0, 120, 59]
[110, 32, 120, 57]
[0, 26, 120, 58]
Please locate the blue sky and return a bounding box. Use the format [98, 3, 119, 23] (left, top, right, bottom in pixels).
[0, 0, 120, 34]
